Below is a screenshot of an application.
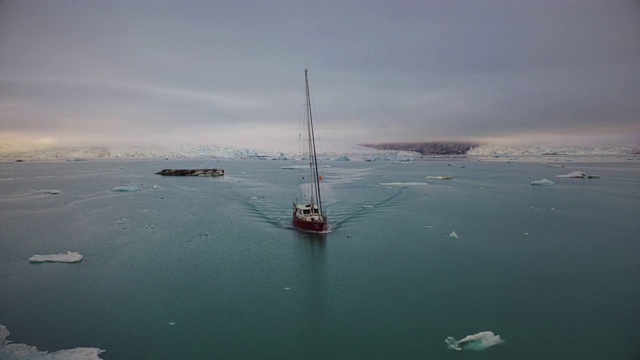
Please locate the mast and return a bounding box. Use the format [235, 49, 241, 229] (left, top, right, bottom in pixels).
[304, 69, 323, 215]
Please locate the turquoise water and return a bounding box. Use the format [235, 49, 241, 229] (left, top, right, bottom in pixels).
[0, 158, 639, 359]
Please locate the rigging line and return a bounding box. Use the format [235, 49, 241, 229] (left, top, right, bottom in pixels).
[305, 69, 323, 215]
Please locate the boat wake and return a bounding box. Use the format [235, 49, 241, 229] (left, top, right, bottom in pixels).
[240, 195, 294, 230]
[323, 185, 407, 229]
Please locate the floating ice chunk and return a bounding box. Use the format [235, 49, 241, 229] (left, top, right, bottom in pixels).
[445, 336, 462, 350]
[531, 179, 555, 186]
[447, 231, 459, 238]
[556, 171, 587, 178]
[282, 164, 331, 169]
[446, 331, 504, 351]
[555, 171, 599, 178]
[111, 185, 141, 192]
[379, 182, 429, 186]
[29, 251, 83, 263]
[0, 324, 105, 359]
[426, 176, 453, 180]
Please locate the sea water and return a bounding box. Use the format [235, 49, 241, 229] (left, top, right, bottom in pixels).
[0, 158, 639, 359]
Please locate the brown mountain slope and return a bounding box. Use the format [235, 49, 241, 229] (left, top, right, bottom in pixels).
[359, 142, 481, 155]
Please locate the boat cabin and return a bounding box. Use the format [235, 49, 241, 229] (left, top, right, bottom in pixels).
[294, 203, 320, 216]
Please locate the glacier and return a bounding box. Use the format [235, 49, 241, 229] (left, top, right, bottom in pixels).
[0, 144, 419, 161]
[467, 144, 639, 157]
[0, 143, 637, 160]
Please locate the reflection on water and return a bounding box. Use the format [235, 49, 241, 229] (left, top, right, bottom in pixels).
[292, 228, 328, 357]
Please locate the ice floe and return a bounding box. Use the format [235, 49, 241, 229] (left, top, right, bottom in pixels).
[111, 185, 141, 192]
[530, 179, 555, 186]
[281, 164, 331, 169]
[445, 331, 504, 351]
[379, 182, 429, 186]
[0, 324, 105, 359]
[555, 171, 600, 178]
[28, 251, 83, 263]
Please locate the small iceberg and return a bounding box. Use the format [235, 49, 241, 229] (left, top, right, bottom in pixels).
[556, 171, 600, 179]
[282, 164, 331, 169]
[379, 182, 429, 186]
[29, 251, 83, 263]
[446, 331, 504, 351]
[447, 231, 459, 238]
[1, 324, 104, 359]
[531, 179, 555, 186]
[112, 185, 141, 192]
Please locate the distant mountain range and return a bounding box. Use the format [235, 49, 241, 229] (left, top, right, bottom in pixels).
[359, 142, 480, 155]
[360, 142, 640, 156]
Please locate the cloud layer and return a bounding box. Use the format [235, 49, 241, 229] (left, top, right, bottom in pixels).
[1, 0, 639, 151]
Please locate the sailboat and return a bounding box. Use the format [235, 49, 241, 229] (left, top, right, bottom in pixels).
[292, 69, 329, 232]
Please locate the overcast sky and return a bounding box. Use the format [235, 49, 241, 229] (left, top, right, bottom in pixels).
[1, 0, 639, 151]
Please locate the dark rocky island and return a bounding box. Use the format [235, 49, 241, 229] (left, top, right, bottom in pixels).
[156, 168, 224, 177]
[360, 141, 481, 155]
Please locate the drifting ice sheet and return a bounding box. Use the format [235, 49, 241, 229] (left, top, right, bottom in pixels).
[556, 171, 600, 179]
[1, 324, 105, 359]
[111, 185, 141, 192]
[531, 179, 555, 186]
[29, 252, 83, 263]
[379, 182, 429, 186]
[446, 331, 505, 351]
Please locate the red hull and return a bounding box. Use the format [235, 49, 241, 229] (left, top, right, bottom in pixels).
[292, 212, 328, 232]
